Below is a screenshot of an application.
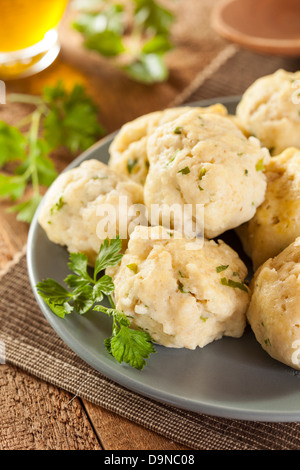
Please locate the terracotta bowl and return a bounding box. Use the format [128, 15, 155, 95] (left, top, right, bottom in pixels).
[211, 0, 300, 56]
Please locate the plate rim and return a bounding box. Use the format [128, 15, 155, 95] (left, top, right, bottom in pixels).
[27, 96, 300, 423]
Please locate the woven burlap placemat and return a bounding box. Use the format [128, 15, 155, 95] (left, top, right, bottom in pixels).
[1, 47, 300, 450]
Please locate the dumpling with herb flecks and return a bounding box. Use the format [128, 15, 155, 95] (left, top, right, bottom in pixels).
[38, 159, 144, 265]
[237, 147, 300, 270]
[107, 225, 250, 350]
[144, 108, 270, 239]
[108, 103, 228, 185]
[247, 238, 300, 370]
[236, 69, 300, 155]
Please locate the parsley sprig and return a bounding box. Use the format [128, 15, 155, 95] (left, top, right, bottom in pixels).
[72, 0, 175, 84]
[36, 237, 156, 370]
[0, 81, 104, 223]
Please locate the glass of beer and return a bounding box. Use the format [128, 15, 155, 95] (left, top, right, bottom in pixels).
[0, 0, 69, 79]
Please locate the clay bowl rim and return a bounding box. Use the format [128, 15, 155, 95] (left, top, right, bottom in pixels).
[211, 0, 300, 56]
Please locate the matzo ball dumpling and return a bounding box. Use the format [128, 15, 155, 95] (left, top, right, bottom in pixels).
[108, 103, 228, 185]
[237, 147, 300, 270]
[247, 238, 300, 370]
[144, 109, 270, 239]
[38, 160, 144, 265]
[236, 69, 300, 155]
[107, 225, 250, 350]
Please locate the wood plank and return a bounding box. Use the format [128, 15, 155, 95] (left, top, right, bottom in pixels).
[82, 399, 192, 451]
[0, 364, 102, 450]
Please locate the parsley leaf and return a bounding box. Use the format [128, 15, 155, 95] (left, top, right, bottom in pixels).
[36, 238, 155, 370]
[36, 278, 73, 303]
[142, 35, 173, 55]
[94, 275, 115, 298]
[73, 5, 124, 37]
[84, 30, 126, 57]
[127, 263, 138, 273]
[7, 193, 43, 223]
[108, 326, 155, 370]
[123, 53, 168, 84]
[36, 279, 74, 318]
[134, 0, 174, 35]
[0, 121, 27, 166]
[127, 158, 138, 174]
[220, 277, 249, 293]
[67, 252, 91, 280]
[0, 174, 27, 201]
[173, 126, 183, 135]
[73, 285, 95, 315]
[72, 0, 175, 84]
[178, 281, 189, 293]
[73, 4, 125, 57]
[178, 166, 190, 175]
[43, 82, 105, 153]
[15, 139, 57, 188]
[199, 168, 207, 180]
[94, 237, 123, 279]
[95, 305, 155, 370]
[216, 265, 229, 273]
[0, 82, 104, 223]
[50, 196, 65, 215]
[255, 158, 265, 172]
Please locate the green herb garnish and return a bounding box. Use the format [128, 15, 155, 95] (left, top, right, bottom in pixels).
[42, 81, 105, 153]
[178, 166, 190, 175]
[220, 277, 249, 293]
[255, 158, 265, 172]
[199, 167, 207, 180]
[216, 265, 229, 273]
[127, 158, 138, 174]
[92, 176, 109, 180]
[165, 149, 179, 167]
[72, 0, 175, 84]
[127, 263, 138, 273]
[96, 304, 156, 369]
[50, 196, 65, 215]
[36, 237, 155, 370]
[174, 126, 183, 134]
[178, 280, 189, 293]
[198, 115, 205, 126]
[0, 81, 104, 223]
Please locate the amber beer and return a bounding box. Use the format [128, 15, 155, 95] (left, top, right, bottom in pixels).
[0, 0, 68, 78]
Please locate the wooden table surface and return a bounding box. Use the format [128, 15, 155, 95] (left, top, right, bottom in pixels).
[0, 0, 233, 450]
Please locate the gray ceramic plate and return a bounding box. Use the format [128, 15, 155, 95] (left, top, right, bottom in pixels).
[27, 97, 300, 422]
